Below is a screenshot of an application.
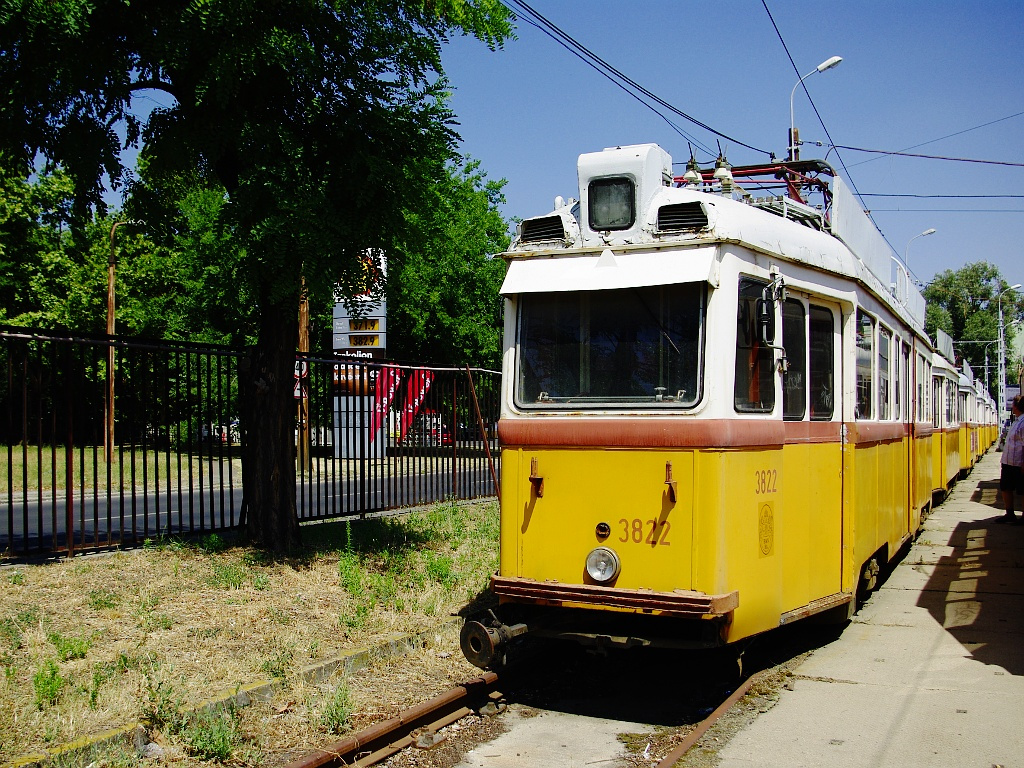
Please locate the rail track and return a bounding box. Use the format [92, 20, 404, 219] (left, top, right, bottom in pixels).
[285, 620, 838, 768]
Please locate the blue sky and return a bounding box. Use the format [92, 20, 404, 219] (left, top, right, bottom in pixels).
[439, 0, 1024, 290]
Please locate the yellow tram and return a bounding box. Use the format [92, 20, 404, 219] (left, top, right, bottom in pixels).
[461, 144, 992, 668]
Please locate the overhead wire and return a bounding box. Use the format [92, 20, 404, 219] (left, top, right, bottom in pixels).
[849, 110, 1024, 167]
[503, 0, 772, 158]
[504, 4, 714, 155]
[827, 145, 1024, 167]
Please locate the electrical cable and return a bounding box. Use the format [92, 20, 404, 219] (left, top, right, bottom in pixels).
[828, 145, 1024, 167]
[849, 110, 1024, 167]
[504, 0, 771, 157]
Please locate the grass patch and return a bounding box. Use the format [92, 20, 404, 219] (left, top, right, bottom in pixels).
[318, 683, 353, 735]
[48, 631, 92, 661]
[88, 588, 119, 610]
[209, 560, 247, 589]
[180, 706, 242, 761]
[33, 659, 65, 709]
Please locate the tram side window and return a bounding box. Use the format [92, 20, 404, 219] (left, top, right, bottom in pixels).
[931, 378, 940, 428]
[735, 278, 775, 413]
[809, 306, 834, 420]
[782, 300, 806, 420]
[855, 310, 874, 420]
[878, 327, 891, 420]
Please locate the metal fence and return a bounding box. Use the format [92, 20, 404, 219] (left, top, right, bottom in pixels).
[1, 326, 500, 557]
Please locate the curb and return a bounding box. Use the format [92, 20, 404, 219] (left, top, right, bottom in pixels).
[3, 617, 463, 768]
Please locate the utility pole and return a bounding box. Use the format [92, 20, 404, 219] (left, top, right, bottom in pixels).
[297, 277, 312, 472]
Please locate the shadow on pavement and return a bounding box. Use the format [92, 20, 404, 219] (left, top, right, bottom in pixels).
[917, 476, 1024, 676]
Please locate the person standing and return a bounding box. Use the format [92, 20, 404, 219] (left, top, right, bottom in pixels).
[999, 394, 1024, 523]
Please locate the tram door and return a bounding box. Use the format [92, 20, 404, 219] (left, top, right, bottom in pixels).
[900, 341, 913, 532]
[783, 299, 843, 599]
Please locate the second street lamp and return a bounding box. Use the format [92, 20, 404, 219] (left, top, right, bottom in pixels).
[789, 55, 842, 161]
[998, 283, 1022, 424]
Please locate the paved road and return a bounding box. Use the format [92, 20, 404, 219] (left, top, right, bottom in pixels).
[1, 468, 496, 552]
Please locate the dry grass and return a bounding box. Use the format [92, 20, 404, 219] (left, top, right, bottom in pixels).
[0, 499, 497, 766]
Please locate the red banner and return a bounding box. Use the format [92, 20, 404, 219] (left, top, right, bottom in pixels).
[399, 369, 435, 440]
[368, 366, 404, 443]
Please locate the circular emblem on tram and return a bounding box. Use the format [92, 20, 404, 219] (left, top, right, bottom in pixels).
[758, 503, 774, 556]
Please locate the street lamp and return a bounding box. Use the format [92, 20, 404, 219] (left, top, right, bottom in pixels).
[789, 55, 842, 161]
[903, 228, 936, 267]
[998, 283, 1022, 424]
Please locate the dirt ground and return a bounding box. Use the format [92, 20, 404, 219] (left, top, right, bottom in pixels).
[0, 502, 497, 767]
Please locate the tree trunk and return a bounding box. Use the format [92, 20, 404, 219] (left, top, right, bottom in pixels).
[240, 295, 301, 552]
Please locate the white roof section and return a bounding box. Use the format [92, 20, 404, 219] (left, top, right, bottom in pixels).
[500, 245, 719, 295]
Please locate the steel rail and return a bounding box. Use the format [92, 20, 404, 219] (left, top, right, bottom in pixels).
[284, 671, 500, 768]
[655, 669, 767, 768]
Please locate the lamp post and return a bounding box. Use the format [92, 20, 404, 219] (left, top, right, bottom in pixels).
[789, 55, 842, 161]
[903, 228, 936, 268]
[998, 283, 1022, 424]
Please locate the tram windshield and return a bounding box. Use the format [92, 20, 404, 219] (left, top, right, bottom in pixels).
[515, 283, 704, 408]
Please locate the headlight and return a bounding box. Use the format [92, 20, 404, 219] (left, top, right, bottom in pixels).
[585, 547, 620, 583]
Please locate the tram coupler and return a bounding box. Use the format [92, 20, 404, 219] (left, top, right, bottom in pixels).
[460, 612, 528, 669]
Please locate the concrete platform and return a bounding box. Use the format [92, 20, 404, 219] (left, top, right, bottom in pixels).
[717, 449, 1024, 768]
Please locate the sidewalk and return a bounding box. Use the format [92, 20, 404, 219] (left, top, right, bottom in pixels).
[717, 449, 1024, 768]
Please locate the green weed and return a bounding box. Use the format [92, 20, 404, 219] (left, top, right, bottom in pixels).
[141, 670, 182, 731]
[259, 644, 295, 679]
[33, 659, 65, 708]
[196, 533, 229, 553]
[319, 683, 353, 734]
[424, 551, 455, 589]
[340, 600, 371, 630]
[89, 588, 119, 610]
[210, 561, 247, 589]
[48, 631, 92, 660]
[252, 573, 270, 591]
[337, 551, 363, 596]
[7, 569, 25, 585]
[180, 706, 241, 761]
[143, 613, 174, 631]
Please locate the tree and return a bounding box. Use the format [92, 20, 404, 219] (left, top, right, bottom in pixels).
[388, 159, 510, 368]
[923, 261, 1024, 394]
[1, 0, 513, 552]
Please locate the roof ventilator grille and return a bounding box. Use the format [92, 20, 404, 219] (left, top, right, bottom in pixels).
[521, 215, 566, 243]
[657, 202, 708, 231]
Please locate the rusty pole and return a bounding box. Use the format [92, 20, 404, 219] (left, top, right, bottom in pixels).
[465, 366, 499, 497]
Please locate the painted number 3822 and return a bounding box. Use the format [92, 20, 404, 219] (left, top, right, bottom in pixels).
[618, 518, 671, 546]
[755, 469, 778, 494]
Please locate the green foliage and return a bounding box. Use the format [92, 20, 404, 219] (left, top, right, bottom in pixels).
[141, 668, 183, 731]
[923, 262, 1024, 392]
[196, 533, 230, 554]
[47, 630, 92, 661]
[1, 0, 514, 552]
[259, 644, 295, 680]
[209, 561, 247, 590]
[388, 159, 511, 367]
[33, 659, 65, 709]
[180, 706, 242, 761]
[88, 588, 119, 610]
[7, 570, 25, 586]
[319, 683, 353, 735]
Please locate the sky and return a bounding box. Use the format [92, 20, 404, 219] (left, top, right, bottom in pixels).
[438, 0, 1024, 292]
